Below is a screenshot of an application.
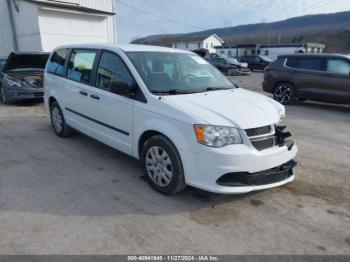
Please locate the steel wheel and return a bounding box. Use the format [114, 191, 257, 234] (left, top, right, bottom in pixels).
[51, 107, 63, 133]
[273, 83, 296, 105]
[145, 146, 173, 187]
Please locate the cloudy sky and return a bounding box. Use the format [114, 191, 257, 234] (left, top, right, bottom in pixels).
[116, 0, 350, 44]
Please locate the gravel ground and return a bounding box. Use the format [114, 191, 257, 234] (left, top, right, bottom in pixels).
[0, 72, 349, 255]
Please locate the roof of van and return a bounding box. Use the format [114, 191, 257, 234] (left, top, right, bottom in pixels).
[53, 44, 192, 54]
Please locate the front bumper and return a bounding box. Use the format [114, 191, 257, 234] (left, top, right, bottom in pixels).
[181, 141, 298, 194]
[5, 88, 44, 102]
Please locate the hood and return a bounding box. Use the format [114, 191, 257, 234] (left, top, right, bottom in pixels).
[163, 88, 284, 129]
[3, 52, 49, 72]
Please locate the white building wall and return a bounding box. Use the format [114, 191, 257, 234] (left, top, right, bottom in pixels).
[173, 35, 223, 52]
[0, 0, 14, 58]
[202, 35, 222, 52]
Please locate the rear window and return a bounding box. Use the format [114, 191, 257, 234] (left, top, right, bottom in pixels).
[67, 50, 97, 85]
[46, 49, 69, 76]
[286, 57, 324, 71]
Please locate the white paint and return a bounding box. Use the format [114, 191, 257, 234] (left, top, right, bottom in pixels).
[45, 43, 297, 194]
[0, 0, 116, 58]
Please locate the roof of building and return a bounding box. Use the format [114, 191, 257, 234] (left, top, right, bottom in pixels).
[173, 34, 224, 44]
[25, 0, 115, 15]
[215, 42, 326, 49]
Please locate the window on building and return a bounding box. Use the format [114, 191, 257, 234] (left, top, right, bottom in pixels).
[265, 50, 269, 56]
[174, 44, 177, 48]
[205, 43, 208, 49]
[47, 48, 69, 76]
[96, 52, 135, 91]
[211, 43, 214, 48]
[228, 50, 232, 57]
[326, 59, 350, 75]
[67, 49, 97, 84]
[186, 43, 189, 49]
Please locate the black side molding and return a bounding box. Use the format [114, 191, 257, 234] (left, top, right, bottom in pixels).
[65, 108, 129, 136]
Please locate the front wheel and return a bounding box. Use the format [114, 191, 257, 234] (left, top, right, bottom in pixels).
[273, 83, 296, 105]
[141, 135, 187, 195]
[0, 88, 10, 104]
[50, 101, 72, 137]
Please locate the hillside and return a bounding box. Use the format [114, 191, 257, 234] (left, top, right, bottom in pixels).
[132, 11, 350, 53]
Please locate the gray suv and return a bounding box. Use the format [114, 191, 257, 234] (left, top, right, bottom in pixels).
[263, 54, 350, 105]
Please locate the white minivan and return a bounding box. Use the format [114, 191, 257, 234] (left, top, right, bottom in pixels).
[44, 44, 297, 195]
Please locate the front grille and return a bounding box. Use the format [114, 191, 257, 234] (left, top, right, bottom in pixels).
[251, 137, 276, 151]
[245, 125, 272, 137]
[216, 160, 297, 187]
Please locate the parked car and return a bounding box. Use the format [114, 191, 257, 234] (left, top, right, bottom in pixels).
[45, 44, 297, 195]
[206, 53, 251, 75]
[0, 52, 49, 104]
[263, 54, 350, 105]
[0, 58, 7, 82]
[239, 55, 272, 71]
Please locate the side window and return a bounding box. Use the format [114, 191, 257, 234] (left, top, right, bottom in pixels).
[67, 50, 97, 84]
[46, 48, 69, 76]
[296, 58, 324, 71]
[286, 58, 298, 68]
[326, 59, 350, 75]
[96, 52, 135, 91]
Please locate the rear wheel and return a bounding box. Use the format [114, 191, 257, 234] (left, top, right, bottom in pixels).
[273, 83, 296, 105]
[141, 135, 186, 195]
[50, 101, 72, 137]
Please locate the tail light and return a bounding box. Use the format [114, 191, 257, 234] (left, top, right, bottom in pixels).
[264, 67, 274, 73]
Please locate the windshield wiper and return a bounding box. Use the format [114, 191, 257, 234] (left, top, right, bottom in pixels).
[152, 89, 193, 95]
[205, 87, 234, 91]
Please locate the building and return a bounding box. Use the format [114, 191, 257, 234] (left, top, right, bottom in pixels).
[172, 34, 224, 52]
[215, 43, 326, 61]
[0, 0, 116, 58]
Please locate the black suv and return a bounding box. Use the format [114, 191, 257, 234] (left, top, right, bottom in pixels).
[239, 55, 272, 71]
[263, 54, 350, 105]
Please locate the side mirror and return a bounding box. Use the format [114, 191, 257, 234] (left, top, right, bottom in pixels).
[110, 80, 136, 97]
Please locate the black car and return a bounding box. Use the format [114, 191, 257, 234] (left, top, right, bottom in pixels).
[205, 54, 250, 75]
[0, 52, 49, 104]
[239, 55, 272, 71]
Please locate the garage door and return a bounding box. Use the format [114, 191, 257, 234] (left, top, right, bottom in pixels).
[38, 8, 110, 52]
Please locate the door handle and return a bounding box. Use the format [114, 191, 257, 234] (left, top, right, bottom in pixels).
[90, 94, 100, 100]
[79, 90, 88, 96]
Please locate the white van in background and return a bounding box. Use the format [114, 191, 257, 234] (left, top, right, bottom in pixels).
[44, 44, 297, 195]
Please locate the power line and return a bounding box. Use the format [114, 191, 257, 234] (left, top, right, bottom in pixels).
[116, 0, 203, 30]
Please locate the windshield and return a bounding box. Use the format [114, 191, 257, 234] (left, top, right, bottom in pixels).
[127, 52, 235, 94]
[227, 58, 239, 64]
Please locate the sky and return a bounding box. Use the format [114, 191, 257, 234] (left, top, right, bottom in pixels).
[116, 0, 350, 44]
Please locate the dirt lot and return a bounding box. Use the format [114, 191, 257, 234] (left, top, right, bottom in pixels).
[0, 73, 349, 255]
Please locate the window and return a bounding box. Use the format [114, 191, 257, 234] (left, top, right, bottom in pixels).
[265, 50, 269, 56]
[206, 43, 209, 49]
[198, 42, 201, 49]
[327, 59, 350, 75]
[286, 57, 325, 71]
[96, 52, 135, 91]
[228, 50, 232, 57]
[67, 50, 97, 84]
[46, 48, 69, 76]
[186, 43, 189, 49]
[211, 43, 214, 48]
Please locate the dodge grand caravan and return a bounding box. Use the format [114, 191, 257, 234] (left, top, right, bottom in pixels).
[44, 44, 297, 195]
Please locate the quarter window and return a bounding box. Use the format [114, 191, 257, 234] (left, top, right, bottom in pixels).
[96, 52, 135, 91]
[67, 50, 97, 84]
[327, 59, 350, 75]
[47, 48, 68, 76]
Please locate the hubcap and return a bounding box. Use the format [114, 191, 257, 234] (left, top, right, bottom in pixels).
[274, 84, 293, 104]
[51, 107, 63, 133]
[145, 146, 173, 187]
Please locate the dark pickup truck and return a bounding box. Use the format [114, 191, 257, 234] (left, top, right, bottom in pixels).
[0, 52, 49, 104]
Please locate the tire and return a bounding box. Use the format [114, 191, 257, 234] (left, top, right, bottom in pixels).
[273, 82, 297, 105]
[0, 88, 10, 105]
[50, 101, 72, 137]
[141, 135, 187, 195]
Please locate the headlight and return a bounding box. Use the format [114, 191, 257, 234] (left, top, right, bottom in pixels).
[5, 77, 22, 87]
[194, 125, 242, 148]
